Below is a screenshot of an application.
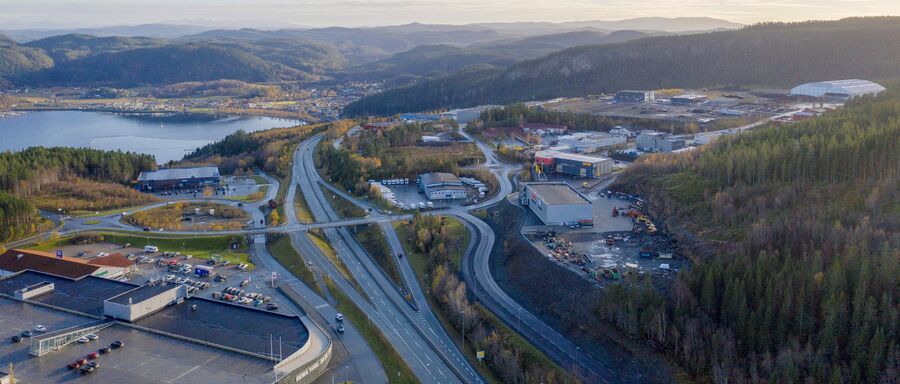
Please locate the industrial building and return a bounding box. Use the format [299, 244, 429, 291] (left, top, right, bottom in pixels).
[0, 249, 129, 280]
[522, 123, 567, 135]
[555, 132, 627, 152]
[615, 90, 655, 103]
[520, 183, 593, 226]
[417, 172, 468, 200]
[137, 166, 221, 191]
[671, 94, 708, 105]
[636, 131, 686, 152]
[534, 150, 613, 178]
[790, 79, 885, 99]
[0, 269, 333, 384]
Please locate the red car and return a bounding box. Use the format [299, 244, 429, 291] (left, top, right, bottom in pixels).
[67, 362, 81, 370]
[76, 358, 87, 365]
[87, 352, 99, 359]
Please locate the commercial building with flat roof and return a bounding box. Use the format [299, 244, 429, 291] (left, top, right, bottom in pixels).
[137, 166, 220, 191]
[615, 90, 655, 103]
[417, 172, 468, 200]
[534, 150, 613, 178]
[0, 270, 332, 384]
[521, 183, 593, 226]
[636, 131, 686, 153]
[671, 94, 708, 105]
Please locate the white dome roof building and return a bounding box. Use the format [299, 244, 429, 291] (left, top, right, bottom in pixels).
[790, 79, 886, 98]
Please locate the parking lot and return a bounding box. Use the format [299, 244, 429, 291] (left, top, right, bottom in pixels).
[148, 176, 266, 200]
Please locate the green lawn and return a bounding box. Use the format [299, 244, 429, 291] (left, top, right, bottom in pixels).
[324, 276, 418, 384]
[251, 175, 268, 185]
[266, 233, 323, 296]
[352, 224, 403, 289]
[319, 185, 366, 219]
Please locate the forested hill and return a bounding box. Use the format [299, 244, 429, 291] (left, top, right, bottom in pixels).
[604, 91, 899, 383]
[0, 147, 157, 243]
[344, 17, 900, 116]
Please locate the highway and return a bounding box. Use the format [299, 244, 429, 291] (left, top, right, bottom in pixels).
[286, 135, 482, 384]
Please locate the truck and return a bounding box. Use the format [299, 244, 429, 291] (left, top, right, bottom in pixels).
[194, 265, 215, 277]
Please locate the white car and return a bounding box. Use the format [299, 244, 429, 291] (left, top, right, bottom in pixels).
[86, 333, 98, 340]
[34, 325, 46, 332]
[335, 313, 344, 322]
[77, 337, 90, 343]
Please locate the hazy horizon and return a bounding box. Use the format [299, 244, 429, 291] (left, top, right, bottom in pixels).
[2, 0, 898, 29]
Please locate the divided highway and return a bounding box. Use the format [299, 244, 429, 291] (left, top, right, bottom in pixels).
[285, 134, 482, 384]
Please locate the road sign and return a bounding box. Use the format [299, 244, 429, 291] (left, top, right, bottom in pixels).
[56, 250, 63, 258]
[476, 351, 485, 360]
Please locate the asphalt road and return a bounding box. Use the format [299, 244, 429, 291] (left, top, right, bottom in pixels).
[286, 135, 480, 384]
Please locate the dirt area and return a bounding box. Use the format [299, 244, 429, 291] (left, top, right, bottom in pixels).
[543, 93, 794, 129]
[485, 200, 677, 383]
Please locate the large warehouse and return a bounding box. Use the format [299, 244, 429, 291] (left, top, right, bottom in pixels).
[521, 183, 593, 226]
[0, 269, 333, 384]
[137, 166, 221, 191]
[790, 79, 885, 98]
[534, 150, 613, 178]
[417, 172, 468, 200]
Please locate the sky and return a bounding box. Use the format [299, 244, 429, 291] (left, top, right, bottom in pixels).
[1, 0, 898, 28]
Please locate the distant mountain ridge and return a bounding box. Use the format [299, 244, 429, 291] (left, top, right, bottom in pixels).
[343, 17, 900, 116]
[0, 16, 740, 88]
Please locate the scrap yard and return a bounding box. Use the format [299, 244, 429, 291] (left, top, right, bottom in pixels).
[522, 190, 691, 287]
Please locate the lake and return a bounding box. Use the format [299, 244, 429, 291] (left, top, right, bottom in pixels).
[0, 111, 301, 163]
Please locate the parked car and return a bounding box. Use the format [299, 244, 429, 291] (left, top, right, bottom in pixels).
[34, 325, 46, 332]
[21, 330, 33, 337]
[266, 303, 279, 311]
[336, 323, 344, 333]
[98, 347, 110, 354]
[87, 352, 99, 359]
[110, 340, 124, 349]
[335, 313, 344, 322]
[86, 333, 98, 340]
[10, 335, 22, 343]
[78, 337, 90, 343]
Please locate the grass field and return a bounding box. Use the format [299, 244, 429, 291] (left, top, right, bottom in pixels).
[266, 233, 322, 296]
[294, 187, 315, 224]
[319, 185, 366, 219]
[251, 175, 268, 185]
[351, 224, 403, 290]
[324, 276, 418, 384]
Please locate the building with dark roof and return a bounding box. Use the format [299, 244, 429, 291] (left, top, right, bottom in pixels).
[0, 270, 332, 384]
[0, 249, 101, 279]
[615, 90, 655, 103]
[137, 166, 220, 191]
[521, 182, 593, 226]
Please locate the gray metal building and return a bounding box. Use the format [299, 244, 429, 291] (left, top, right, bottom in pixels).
[521, 182, 593, 226]
[615, 90, 655, 103]
[137, 166, 221, 191]
[417, 172, 468, 200]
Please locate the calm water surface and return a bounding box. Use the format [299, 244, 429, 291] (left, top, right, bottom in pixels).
[0, 111, 300, 163]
